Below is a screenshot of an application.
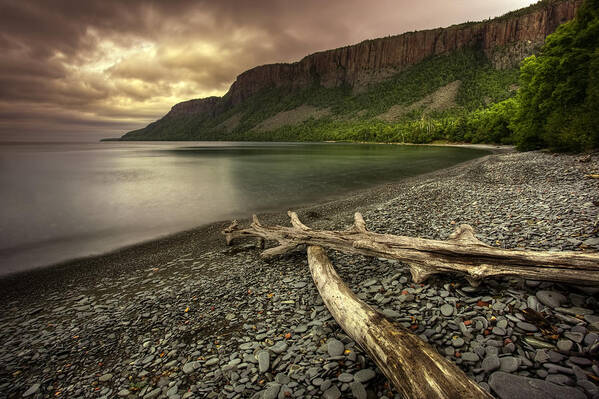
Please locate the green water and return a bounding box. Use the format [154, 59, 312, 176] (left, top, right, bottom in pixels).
[0, 141, 488, 274]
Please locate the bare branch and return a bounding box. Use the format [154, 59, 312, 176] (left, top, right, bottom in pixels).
[223, 213, 599, 285]
[287, 211, 311, 231]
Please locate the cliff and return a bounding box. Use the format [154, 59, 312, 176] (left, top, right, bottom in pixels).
[121, 0, 581, 141]
[224, 0, 580, 106]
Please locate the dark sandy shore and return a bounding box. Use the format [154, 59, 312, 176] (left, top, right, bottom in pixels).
[2, 148, 598, 399]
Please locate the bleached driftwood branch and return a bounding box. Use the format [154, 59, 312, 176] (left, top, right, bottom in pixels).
[223, 211, 599, 286]
[307, 246, 493, 399]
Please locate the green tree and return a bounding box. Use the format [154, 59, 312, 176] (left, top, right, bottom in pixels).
[512, 0, 599, 151]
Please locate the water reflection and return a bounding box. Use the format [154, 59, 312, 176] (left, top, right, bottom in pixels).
[0, 142, 487, 274]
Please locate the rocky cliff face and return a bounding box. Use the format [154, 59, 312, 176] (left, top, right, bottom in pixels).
[224, 0, 580, 106]
[125, 0, 580, 138]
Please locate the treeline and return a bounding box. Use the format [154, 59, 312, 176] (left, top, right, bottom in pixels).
[458, 0, 598, 151]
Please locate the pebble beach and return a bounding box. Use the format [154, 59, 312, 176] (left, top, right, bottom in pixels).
[1, 150, 599, 399]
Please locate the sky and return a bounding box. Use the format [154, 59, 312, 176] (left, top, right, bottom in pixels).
[0, 0, 538, 142]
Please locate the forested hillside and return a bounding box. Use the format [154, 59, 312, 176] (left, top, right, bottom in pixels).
[121, 0, 599, 152]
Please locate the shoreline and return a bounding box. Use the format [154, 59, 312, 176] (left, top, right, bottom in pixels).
[0, 144, 505, 302]
[1, 149, 598, 399]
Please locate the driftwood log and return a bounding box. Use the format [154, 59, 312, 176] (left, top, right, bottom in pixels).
[224, 211, 599, 286]
[223, 212, 599, 397]
[307, 246, 493, 399]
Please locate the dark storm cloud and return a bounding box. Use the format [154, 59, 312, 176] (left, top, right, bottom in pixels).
[0, 0, 536, 140]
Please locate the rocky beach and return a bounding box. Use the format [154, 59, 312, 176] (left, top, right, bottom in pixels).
[1, 150, 599, 399]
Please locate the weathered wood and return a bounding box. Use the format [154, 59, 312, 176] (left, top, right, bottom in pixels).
[307, 246, 493, 399]
[223, 211, 599, 286]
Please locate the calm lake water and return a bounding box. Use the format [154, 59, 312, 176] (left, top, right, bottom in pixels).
[0, 141, 488, 275]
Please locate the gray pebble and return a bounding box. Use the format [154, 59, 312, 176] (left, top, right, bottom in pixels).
[556, 339, 573, 352]
[536, 291, 566, 308]
[499, 357, 519, 373]
[322, 385, 341, 399]
[350, 381, 367, 399]
[257, 350, 270, 373]
[489, 372, 586, 399]
[327, 338, 345, 357]
[262, 383, 281, 399]
[516, 322, 538, 332]
[440, 304, 454, 317]
[482, 355, 500, 373]
[354, 368, 376, 383]
[23, 384, 40, 397]
[462, 352, 479, 362]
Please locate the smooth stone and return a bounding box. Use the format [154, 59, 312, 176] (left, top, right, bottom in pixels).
[277, 385, 292, 399]
[548, 351, 566, 363]
[205, 357, 219, 366]
[536, 369, 549, 378]
[118, 389, 131, 397]
[23, 384, 40, 397]
[544, 364, 574, 374]
[275, 373, 290, 385]
[527, 296, 540, 310]
[270, 341, 288, 355]
[293, 324, 308, 333]
[556, 339, 573, 352]
[451, 337, 465, 347]
[555, 307, 594, 316]
[350, 381, 367, 399]
[503, 343, 516, 353]
[338, 373, 353, 383]
[363, 278, 378, 287]
[262, 383, 281, 399]
[492, 327, 506, 336]
[440, 304, 454, 317]
[496, 319, 508, 329]
[536, 291, 566, 309]
[320, 380, 332, 391]
[545, 374, 574, 386]
[382, 309, 401, 318]
[462, 352, 479, 362]
[583, 237, 599, 247]
[257, 350, 270, 373]
[354, 369, 376, 383]
[499, 357, 519, 373]
[489, 371, 586, 399]
[144, 388, 161, 399]
[517, 322, 538, 332]
[578, 380, 599, 396]
[569, 357, 592, 366]
[564, 332, 583, 343]
[322, 385, 341, 399]
[99, 373, 113, 382]
[584, 314, 599, 323]
[584, 332, 598, 346]
[294, 282, 307, 289]
[327, 338, 345, 357]
[482, 355, 500, 372]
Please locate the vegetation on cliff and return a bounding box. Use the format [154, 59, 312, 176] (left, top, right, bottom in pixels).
[122, 49, 520, 143]
[122, 0, 598, 152]
[511, 0, 599, 151]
